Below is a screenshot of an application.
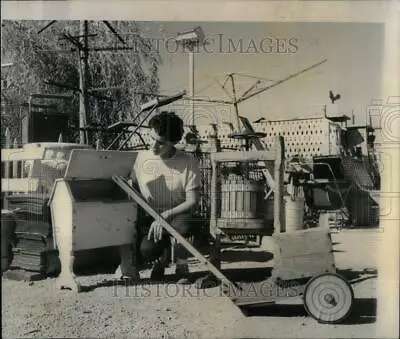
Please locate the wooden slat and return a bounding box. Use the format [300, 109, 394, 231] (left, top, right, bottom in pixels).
[4, 128, 11, 179]
[299, 179, 348, 185]
[64, 150, 137, 179]
[20, 160, 25, 178]
[210, 161, 219, 236]
[1, 147, 45, 162]
[3, 128, 11, 208]
[211, 150, 275, 163]
[1, 178, 40, 192]
[12, 139, 19, 178]
[274, 136, 285, 234]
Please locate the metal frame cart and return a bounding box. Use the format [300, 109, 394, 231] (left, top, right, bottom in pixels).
[114, 136, 354, 324]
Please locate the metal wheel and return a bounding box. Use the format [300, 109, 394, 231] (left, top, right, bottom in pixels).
[303, 273, 354, 324]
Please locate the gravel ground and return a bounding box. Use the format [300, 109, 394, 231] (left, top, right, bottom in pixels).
[2, 229, 380, 338]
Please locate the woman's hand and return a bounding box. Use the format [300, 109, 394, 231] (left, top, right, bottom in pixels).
[147, 220, 164, 242]
[147, 211, 172, 242]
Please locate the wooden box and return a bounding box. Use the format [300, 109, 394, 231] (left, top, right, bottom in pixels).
[49, 150, 138, 291]
[271, 228, 336, 281]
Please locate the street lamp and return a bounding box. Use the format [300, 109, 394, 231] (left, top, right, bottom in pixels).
[176, 26, 205, 127]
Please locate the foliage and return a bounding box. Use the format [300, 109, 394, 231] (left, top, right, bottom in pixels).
[1, 20, 160, 146]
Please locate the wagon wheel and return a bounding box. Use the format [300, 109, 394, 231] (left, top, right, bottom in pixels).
[303, 273, 354, 324]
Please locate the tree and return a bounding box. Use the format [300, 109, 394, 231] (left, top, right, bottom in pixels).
[1, 20, 160, 146]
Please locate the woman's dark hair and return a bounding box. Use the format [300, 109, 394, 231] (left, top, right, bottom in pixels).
[148, 111, 184, 143]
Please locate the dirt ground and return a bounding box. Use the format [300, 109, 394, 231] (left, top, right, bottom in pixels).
[2, 229, 380, 338]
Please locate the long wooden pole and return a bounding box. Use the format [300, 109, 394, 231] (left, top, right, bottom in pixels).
[273, 136, 285, 234]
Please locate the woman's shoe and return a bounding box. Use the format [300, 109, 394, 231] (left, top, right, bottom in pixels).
[175, 260, 190, 284]
[114, 265, 140, 281]
[150, 260, 165, 281]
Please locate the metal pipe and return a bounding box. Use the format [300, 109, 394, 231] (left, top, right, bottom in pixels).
[229, 74, 241, 130]
[189, 49, 195, 126]
[237, 59, 327, 104]
[117, 104, 158, 150]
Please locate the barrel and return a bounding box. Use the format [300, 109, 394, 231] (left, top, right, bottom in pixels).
[284, 196, 305, 232]
[221, 181, 263, 219]
[1, 210, 16, 273]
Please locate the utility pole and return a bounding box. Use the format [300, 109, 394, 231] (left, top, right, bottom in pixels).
[37, 20, 129, 146]
[78, 20, 89, 144]
[176, 27, 205, 128]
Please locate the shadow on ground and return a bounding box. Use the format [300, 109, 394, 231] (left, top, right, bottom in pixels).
[221, 250, 273, 263]
[341, 298, 376, 325]
[243, 298, 376, 325]
[78, 266, 273, 292]
[78, 268, 376, 326]
[243, 304, 307, 318]
[79, 267, 377, 293]
[224, 267, 272, 282]
[337, 268, 378, 284]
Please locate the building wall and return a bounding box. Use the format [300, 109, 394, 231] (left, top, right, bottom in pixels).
[130, 117, 343, 159]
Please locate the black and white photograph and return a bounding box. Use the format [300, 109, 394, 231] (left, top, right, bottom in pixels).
[1, 1, 399, 338]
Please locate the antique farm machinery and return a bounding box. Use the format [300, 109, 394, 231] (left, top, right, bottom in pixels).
[111, 134, 354, 324]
